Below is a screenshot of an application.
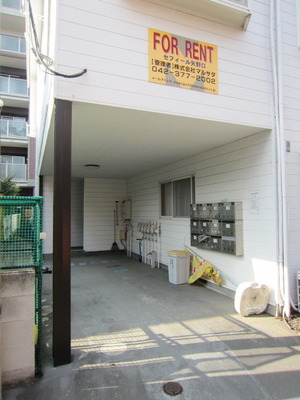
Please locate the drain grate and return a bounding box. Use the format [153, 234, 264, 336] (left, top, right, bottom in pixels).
[163, 382, 183, 396]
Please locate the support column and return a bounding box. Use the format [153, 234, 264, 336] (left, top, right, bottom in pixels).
[53, 99, 72, 366]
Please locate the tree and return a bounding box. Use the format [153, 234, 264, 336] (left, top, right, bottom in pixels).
[0, 176, 21, 196]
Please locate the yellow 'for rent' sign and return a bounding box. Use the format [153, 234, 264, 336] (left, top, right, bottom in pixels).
[148, 28, 218, 94]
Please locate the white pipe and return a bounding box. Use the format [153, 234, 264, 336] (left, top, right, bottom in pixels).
[128, 225, 131, 256]
[145, 227, 148, 264]
[276, 0, 296, 317]
[143, 221, 146, 263]
[126, 222, 132, 257]
[130, 223, 133, 257]
[270, 0, 292, 318]
[270, 0, 284, 317]
[142, 234, 146, 263]
[157, 222, 161, 268]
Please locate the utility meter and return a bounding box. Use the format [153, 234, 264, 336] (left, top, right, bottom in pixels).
[122, 200, 131, 221]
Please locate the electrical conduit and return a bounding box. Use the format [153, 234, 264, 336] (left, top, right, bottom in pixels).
[270, 0, 292, 318]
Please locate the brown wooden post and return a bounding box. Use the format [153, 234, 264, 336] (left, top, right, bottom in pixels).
[53, 99, 72, 366]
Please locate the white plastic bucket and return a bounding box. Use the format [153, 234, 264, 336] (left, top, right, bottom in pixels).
[167, 251, 190, 284]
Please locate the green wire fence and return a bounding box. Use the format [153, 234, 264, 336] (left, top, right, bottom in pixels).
[0, 196, 43, 376]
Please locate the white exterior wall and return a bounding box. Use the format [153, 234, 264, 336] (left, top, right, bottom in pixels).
[42, 176, 54, 254]
[84, 178, 127, 252]
[280, 1, 300, 301]
[127, 131, 278, 304]
[35, 0, 300, 308]
[42, 176, 84, 253]
[71, 178, 84, 248]
[54, 0, 272, 130]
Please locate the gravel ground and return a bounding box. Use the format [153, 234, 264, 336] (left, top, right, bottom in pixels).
[285, 313, 300, 332]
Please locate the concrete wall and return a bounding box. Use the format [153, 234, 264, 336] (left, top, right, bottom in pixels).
[1, 269, 35, 386]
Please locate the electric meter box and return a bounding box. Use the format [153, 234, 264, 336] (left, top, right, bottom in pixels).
[221, 237, 243, 256]
[209, 236, 222, 252]
[221, 221, 235, 237]
[167, 251, 190, 284]
[220, 202, 243, 220]
[190, 201, 243, 256]
[200, 239, 211, 250]
[122, 200, 131, 220]
[191, 234, 199, 247]
[210, 220, 222, 236]
[198, 203, 211, 219]
[199, 220, 210, 235]
[210, 203, 221, 219]
[190, 204, 198, 218]
[191, 219, 200, 234]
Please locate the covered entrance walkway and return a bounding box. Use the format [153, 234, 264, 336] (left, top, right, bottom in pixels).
[4, 251, 300, 400]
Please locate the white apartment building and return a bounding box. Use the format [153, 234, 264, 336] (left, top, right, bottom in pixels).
[0, 0, 35, 194]
[26, 0, 300, 317]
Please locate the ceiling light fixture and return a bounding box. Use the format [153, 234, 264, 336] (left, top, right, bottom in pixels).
[84, 164, 101, 170]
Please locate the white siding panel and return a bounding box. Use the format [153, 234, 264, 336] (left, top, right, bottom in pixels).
[71, 178, 84, 248]
[126, 131, 278, 302]
[84, 178, 127, 251]
[42, 176, 54, 254]
[42, 177, 84, 253]
[57, 78, 271, 128]
[55, 0, 273, 128]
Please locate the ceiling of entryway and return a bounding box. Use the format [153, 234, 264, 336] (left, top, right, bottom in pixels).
[40, 102, 267, 179]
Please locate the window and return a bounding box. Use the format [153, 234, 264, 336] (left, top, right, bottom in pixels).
[1, 155, 25, 164]
[1, 0, 22, 9]
[160, 176, 195, 218]
[161, 181, 172, 217]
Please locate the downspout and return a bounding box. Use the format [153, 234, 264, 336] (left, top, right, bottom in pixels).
[270, 0, 291, 318]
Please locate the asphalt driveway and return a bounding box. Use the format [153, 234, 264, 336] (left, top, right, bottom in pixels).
[3, 251, 300, 400]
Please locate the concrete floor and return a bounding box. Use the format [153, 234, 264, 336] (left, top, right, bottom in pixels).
[3, 251, 300, 400]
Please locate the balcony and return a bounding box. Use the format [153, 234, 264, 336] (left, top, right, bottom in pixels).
[152, 0, 251, 30]
[0, 119, 28, 141]
[0, 0, 22, 10]
[0, 163, 27, 182]
[0, 75, 28, 97]
[0, 0, 25, 37]
[0, 34, 26, 55]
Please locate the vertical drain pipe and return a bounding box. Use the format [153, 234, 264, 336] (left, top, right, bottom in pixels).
[270, 0, 284, 318]
[270, 0, 291, 318]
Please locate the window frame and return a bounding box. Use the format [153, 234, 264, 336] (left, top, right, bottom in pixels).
[160, 175, 195, 219]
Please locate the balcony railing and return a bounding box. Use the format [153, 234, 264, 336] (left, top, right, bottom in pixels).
[0, 34, 26, 54]
[0, 119, 28, 139]
[0, 163, 27, 181]
[0, 75, 28, 96]
[0, 0, 22, 10]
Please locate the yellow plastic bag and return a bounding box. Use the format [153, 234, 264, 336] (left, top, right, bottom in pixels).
[188, 254, 222, 286]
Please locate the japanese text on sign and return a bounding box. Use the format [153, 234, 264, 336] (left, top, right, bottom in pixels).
[148, 28, 218, 94]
